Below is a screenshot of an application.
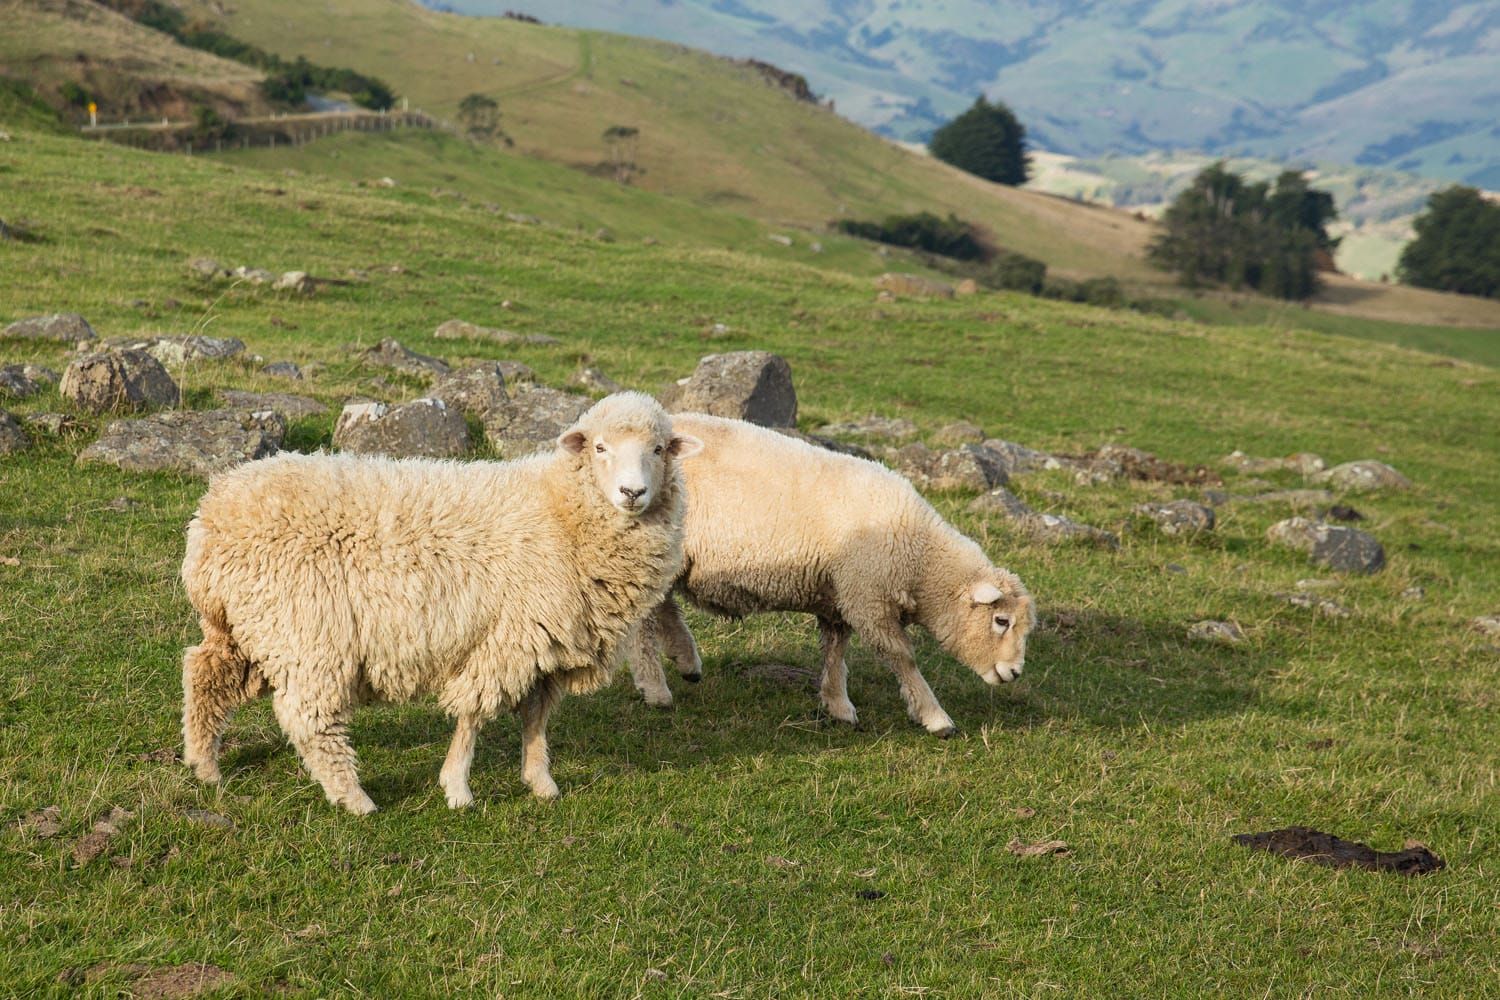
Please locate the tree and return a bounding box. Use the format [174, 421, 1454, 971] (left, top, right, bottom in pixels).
[458, 93, 500, 139]
[928, 96, 1031, 186]
[1147, 163, 1336, 301]
[1397, 186, 1500, 299]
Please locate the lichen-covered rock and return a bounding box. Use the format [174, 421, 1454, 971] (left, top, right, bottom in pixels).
[669, 351, 797, 428]
[981, 439, 1053, 476]
[1284, 452, 1326, 476]
[933, 421, 985, 446]
[967, 487, 1119, 548]
[357, 338, 450, 378]
[0, 410, 29, 455]
[0, 363, 59, 399]
[1316, 460, 1411, 493]
[1134, 500, 1215, 535]
[333, 398, 469, 458]
[2, 313, 96, 344]
[928, 444, 1009, 491]
[261, 361, 303, 380]
[232, 265, 275, 285]
[60, 349, 179, 414]
[215, 390, 328, 419]
[1267, 517, 1386, 574]
[432, 319, 560, 346]
[481, 385, 590, 457]
[430, 363, 510, 420]
[188, 257, 229, 280]
[78, 409, 284, 475]
[103, 335, 245, 366]
[1188, 620, 1245, 644]
[874, 273, 955, 299]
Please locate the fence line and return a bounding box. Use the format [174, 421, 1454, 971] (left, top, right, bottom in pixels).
[80, 108, 450, 154]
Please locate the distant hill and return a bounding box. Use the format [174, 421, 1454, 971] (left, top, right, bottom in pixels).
[456, 0, 1500, 189]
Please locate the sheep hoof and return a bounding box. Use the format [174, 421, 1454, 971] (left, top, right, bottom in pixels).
[930, 725, 959, 740]
[639, 689, 675, 710]
[190, 761, 222, 784]
[527, 776, 561, 801]
[445, 789, 474, 809]
[820, 699, 859, 726]
[340, 792, 379, 816]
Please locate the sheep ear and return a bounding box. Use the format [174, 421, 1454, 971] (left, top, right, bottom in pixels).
[668, 433, 703, 459]
[559, 430, 587, 453]
[971, 581, 1003, 605]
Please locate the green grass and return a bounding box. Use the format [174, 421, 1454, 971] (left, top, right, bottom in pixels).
[3, 127, 1499, 997]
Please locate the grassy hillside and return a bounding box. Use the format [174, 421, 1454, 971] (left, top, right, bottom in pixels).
[3, 124, 1499, 996]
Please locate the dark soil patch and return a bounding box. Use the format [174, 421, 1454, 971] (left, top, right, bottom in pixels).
[61, 962, 234, 997]
[1233, 826, 1444, 875]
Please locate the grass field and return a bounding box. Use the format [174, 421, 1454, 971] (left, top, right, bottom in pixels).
[3, 125, 1500, 997]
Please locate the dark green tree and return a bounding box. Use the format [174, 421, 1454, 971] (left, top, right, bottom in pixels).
[928, 96, 1031, 186]
[1397, 186, 1500, 299]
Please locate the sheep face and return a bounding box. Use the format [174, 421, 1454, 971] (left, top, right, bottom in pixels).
[951, 578, 1035, 686]
[560, 404, 703, 516]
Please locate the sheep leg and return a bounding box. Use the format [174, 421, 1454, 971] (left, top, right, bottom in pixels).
[865, 624, 957, 738]
[627, 611, 676, 709]
[518, 675, 563, 800]
[817, 619, 857, 725]
[273, 687, 376, 815]
[440, 713, 485, 809]
[181, 628, 266, 784]
[655, 595, 702, 681]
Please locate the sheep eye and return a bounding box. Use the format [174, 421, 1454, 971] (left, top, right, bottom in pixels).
[653, 445, 664, 455]
[993, 615, 1011, 630]
[595, 443, 606, 454]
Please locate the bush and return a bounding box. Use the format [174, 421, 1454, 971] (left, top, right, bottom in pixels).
[834, 211, 994, 262]
[982, 250, 1048, 293]
[1397, 186, 1500, 299]
[59, 81, 91, 108]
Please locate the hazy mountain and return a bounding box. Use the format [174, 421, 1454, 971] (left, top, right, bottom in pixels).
[434, 0, 1500, 187]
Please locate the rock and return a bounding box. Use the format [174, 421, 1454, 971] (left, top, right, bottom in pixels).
[187, 257, 228, 280]
[571, 366, 623, 394]
[262, 361, 303, 380]
[767, 233, 793, 247]
[968, 487, 1119, 547]
[429, 363, 510, 419]
[333, 398, 469, 458]
[1296, 578, 1339, 590]
[874, 273, 955, 299]
[60, 350, 179, 414]
[79, 409, 285, 476]
[0, 410, 29, 454]
[482, 385, 589, 457]
[25, 412, 80, 436]
[1471, 615, 1500, 639]
[0, 363, 59, 399]
[103, 335, 246, 366]
[495, 360, 536, 384]
[821, 415, 918, 441]
[1400, 586, 1425, 601]
[1278, 592, 1350, 618]
[358, 338, 450, 377]
[981, 439, 1053, 476]
[1327, 504, 1364, 522]
[1094, 444, 1220, 485]
[1134, 500, 1215, 536]
[933, 421, 985, 446]
[1317, 460, 1411, 493]
[1267, 517, 1386, 574]
[1188, 620, 1245, 644]
[955, 278, 979, 296]
[1044, 454, 1123, 486]
[928, 445, 1009, 491]
[2, 313, 96, 344]
[215, 390, 327, 419]
[273, 270, 314, 293]
[1285, 452, 1326, 476]
[233, 265, 275, 285]
[670, 351, 797, 428]
[432, 319, 560, 346]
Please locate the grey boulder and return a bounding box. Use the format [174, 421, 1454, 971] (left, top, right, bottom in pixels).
[0, 410, 29, 455]
[2, 313, 96, 344]
[215, 390, 328, 419]
[333, 398, 469, 459]
[78, 409, 285, 476]
[1134, 500, 1215, 536]
[358, 338, 450, 378]
[667, 351, 797, 428]
[60, 349, 179, 414]
[1267, 517, 1386, 574]
[1316, 460, 1411, 493]
[482, 385, 590, 457]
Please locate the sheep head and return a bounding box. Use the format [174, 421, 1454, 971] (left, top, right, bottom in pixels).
[946, 573, 1035, 686]
[559, 391, 703, 517]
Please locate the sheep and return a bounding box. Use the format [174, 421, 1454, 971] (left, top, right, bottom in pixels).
[628, 412, 1034, 736]
[180, 392, 703, 814]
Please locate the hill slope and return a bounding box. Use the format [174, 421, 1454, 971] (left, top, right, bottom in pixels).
[474, 0, 1500, 187]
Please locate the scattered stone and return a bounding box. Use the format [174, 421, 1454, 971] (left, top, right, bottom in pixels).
[1188, 620, 1245, 644]
[215, 390, 327, 419]
[821, 415, 918, 441]
[1284, 452, 1326, 476]
[1232, 827, 1443, 876]
[667, 351, 797, 427]
[482, 385, 590, 457]
[981, 439, 1053, 476]
[60, 350, 179, 414]
[572, 366, 623, 394]
[955, 278, 979, 296]
[1223, 450, 1288, 474]
[105, 496, 138, 512]
[968, 487, 1118, 547]
[187, 257, 228, 280]
[1278, 592, 1350, 618]
[1005, 838, 1070, 858]
[3, 312, 96, 345]
[103, 335, 246, 366]
[71, 805, 133, 867]
[233, 265, 276, 285]
[1134, 500, 1215, 536]
[1296, 578, 1339, 590]
[929, 445, 1009, 492]
[0, 363, 59, 398]
[767, 233, 793, 247]
[261, 361, 303, 380]
[79, 409, 285, 476]
[1094, 444, 1221, 485]
[20, 805, 62, 838]
[495, 360, 536, 384]
[0, 410, 30, 454]
[430, 363, 510, 420]
[1316, 460, 1411, 493]
[1400, 586, 1425, 601]
[334, 398, 469, 458]
[1472, 615, 1500, 639]
[358, 337, 450, 377]
[184, 809, 234, 830]
[874, 273, 955, 299]
[273, 270, 314, 293]
[432, 319, 560, 346]
[1267, 517, 1386, 574]
[933, 421, 985, 446]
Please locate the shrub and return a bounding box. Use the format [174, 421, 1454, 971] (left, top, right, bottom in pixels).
[834, 211, 994, 262]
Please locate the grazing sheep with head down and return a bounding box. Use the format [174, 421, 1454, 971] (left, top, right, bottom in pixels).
[180, 391, 702, 814]
[629, 412, 1033, 735]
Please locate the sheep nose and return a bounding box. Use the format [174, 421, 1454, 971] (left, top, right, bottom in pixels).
[619, 485, 647, 501]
